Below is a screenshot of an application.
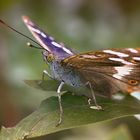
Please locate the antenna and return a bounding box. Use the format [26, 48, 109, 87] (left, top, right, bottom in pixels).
[27, 42, 44, 50]
[0, 19, 44, 50]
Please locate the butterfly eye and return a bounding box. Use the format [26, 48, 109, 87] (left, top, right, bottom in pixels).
[128, 79, 139, 86]
[47, 54, 55, 62]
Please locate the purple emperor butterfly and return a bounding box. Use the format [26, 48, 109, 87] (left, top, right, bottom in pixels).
[1, 16, 140, 126]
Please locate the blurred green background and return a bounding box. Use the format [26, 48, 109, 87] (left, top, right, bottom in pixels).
[0, 0, 140, 139]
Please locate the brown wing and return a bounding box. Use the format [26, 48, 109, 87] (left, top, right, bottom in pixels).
[62, 48, 140, 67]
[61, 48, 140, 97]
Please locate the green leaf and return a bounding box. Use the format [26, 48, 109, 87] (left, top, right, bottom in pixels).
[105, 125, 134, 140]
[0, 80, 140, 140]
[24, 80, 60, 91]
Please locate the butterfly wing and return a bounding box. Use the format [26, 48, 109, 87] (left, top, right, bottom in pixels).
[22, 16, 75, 59]
[61, 48, 140, 96]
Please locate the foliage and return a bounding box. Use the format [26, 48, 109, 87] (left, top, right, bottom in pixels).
[0, 80, 140, 139]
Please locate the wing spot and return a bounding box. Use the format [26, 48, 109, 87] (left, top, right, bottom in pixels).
[127, 48, 138, 53]
[128, 80, 138, 86]
[62, 47, 73, 55]
[95, 52, 106, 58]
[41, 32, 47, 38]
[51, 41, 73, 55]
[51, 41, 61, 48]
[79, 55, 97, 59]
[49, 36, 54, 40]
[28, 26, 41, 34]
[113, 66, 133, 80]
[109, 58, 133, 65]
[133, 57, 140, 61]
[103, 50, 129, 57]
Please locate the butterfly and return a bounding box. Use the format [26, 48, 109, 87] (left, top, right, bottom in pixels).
[1, 16, 140, 126]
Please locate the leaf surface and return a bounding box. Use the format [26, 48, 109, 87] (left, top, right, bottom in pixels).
[0, 80, 140, 140]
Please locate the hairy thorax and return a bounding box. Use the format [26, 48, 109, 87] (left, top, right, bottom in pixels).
[50, 61, 85, 87]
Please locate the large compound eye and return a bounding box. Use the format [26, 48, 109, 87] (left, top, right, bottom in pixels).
[47, 54, 55, 62]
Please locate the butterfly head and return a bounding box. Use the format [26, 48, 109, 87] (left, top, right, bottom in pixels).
[42, 50, 56, 64]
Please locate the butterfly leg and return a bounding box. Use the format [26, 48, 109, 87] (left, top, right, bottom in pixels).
[87, 82, 102, 110]
[42, 70, 53, 81]
[56, 81, 65, 126]
[38, 70, 53, 85]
